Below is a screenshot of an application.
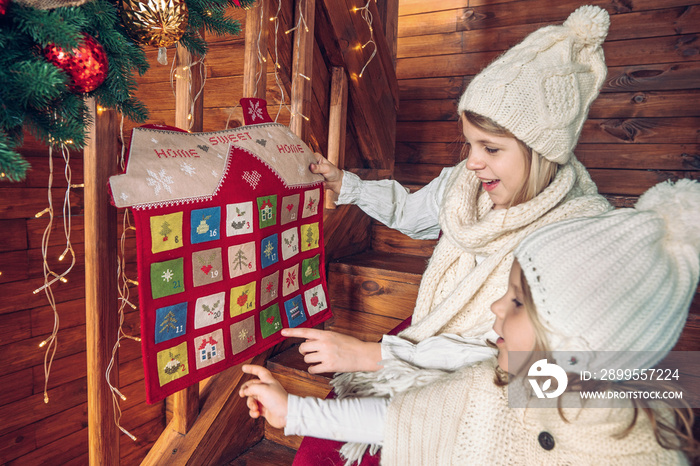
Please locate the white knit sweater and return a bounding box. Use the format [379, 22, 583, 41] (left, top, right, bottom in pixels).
[382, 358, 688, 465]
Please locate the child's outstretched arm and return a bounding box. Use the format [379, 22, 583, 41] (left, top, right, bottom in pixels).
[282, 327, 383, 374]
[309, 153, 344, 194]
[239, 364, 289, 429]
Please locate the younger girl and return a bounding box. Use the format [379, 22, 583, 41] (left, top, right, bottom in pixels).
[283, 5, 612, 377]
[240, 179, 700, 464]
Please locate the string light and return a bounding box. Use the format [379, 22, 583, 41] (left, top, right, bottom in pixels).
[106, 112, 141, 442]
[170, 50, 208, 132]
[352, 0, 377, 78]
[36, 141, 76, 403]
[288, 0, 311, 125]
[269, 0, 290, 121]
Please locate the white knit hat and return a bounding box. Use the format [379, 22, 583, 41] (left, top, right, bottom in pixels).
[514, 179, 700, 373]
[458, 5, 609, 164]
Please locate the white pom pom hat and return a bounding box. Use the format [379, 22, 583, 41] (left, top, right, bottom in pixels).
[514, 179, 700, 372]
[458, 5, 610, 165]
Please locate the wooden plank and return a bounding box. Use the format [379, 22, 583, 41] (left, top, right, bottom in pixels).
[243, 0, 270, 98]
[0, 325, 85, 377]
[397, 90, 700, 122]
[32, 350, 87, 393]
[582, 117, 700, 144]
[5, 426, 87, 466]
[26, 242, 86, 278]
[398, 62, 700, 100]
[83, 98, 120, 465]
[371, 222, 438, 257]
[0, 269, 86, 315]
[230, 439, 297, 466]
[396, 32, 700, 80]
[396, 118, 700, 144]
[21, 153, 85, 188]
[322, 204, 372, 262]
[325, 307, 403, 343]
[0, 187, 84, 220]
[0, 368, 33, 406]
[396, 141, 464, 165]
[289, 0, 316, 141]
[576, 143, 700, 170]
[26, 215, 84, 249]
[31, 298, 86, 336]
[325, 67, 348, 209]
[329, 271, 418, 320]
[604, 62, 700, 93]
[0, 219, 28, 252]
[119, 417, 166, 466]
[330, 250, 427, 283]
[170, 41, 204, 438]
[588, 168, 700, 196]
[316, 0, 398, 169]
[0, 376, 87, 437]
[397, 1, 699, 38]
[394, 162, 700, 194]
[140, 351, 270, 466]
[0, 309, 31, 346]
[396, 141, 700, 172]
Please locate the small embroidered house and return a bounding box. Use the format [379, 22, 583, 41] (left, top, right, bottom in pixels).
[109, 98, 332, 403]
[198, 336, 219, 362]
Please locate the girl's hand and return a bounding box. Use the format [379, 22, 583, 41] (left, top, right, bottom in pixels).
[309, 153, 344, 194]
[281, 328, 382, 374]
[239, 365, 289, 428]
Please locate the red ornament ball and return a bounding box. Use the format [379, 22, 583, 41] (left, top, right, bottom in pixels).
[0, 0, 9, 15]
[43, 34, 109, 94]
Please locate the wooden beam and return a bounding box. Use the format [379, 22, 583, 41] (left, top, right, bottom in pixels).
[325, 67, 348, 209]
[175, 43, 205, 133]
[289, 0, 316, 140]
[168, 42, 206, 436]
[84, 98, 120, 465]
[243, 0, 270, 98]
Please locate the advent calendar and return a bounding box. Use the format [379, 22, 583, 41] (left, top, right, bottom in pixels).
[109, 99, 331, 403]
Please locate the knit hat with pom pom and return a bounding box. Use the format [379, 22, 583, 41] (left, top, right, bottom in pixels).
[458, 5, 609, 164]
[513, 179, 700, 373]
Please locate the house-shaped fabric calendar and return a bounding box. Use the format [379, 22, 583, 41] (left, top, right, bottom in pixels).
[109, 98, 332, 403]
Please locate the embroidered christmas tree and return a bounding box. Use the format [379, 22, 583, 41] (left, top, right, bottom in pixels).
[160, 311, 178, 333]
[160, 221, 172, 241]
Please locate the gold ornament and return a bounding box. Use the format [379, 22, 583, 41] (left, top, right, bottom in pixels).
[119, 0, 189, 48]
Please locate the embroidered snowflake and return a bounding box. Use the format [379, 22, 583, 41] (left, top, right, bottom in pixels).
[119, 192, 129, 202]
[286, 271, 296, 287]
[263, 241, 275, 259]
[212, 169, 218, 178]
[248, 100, 263, 121]
[161, 269, 174, 282]
[151, 138, 159, 144]
[297, 165, 306, 176]
[217, 153, 224, 159]
[180, 162, 196, 176]
[238, 329, 249, 341]
[242, 171, 261, 189]
[146, 169, 174, 196]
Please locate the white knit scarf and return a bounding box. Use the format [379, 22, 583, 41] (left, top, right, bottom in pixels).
[401, 156, 611, 342]
[333, 156, 612, 465]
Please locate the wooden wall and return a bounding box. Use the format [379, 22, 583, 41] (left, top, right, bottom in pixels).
[2, 1, 698, 464]
[0, 6, 260, 465]
[393, 0, 699, 347]
[0, 1, 392, 463]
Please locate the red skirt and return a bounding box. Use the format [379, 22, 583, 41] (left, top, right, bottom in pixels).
[292, 317, 412, 465]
